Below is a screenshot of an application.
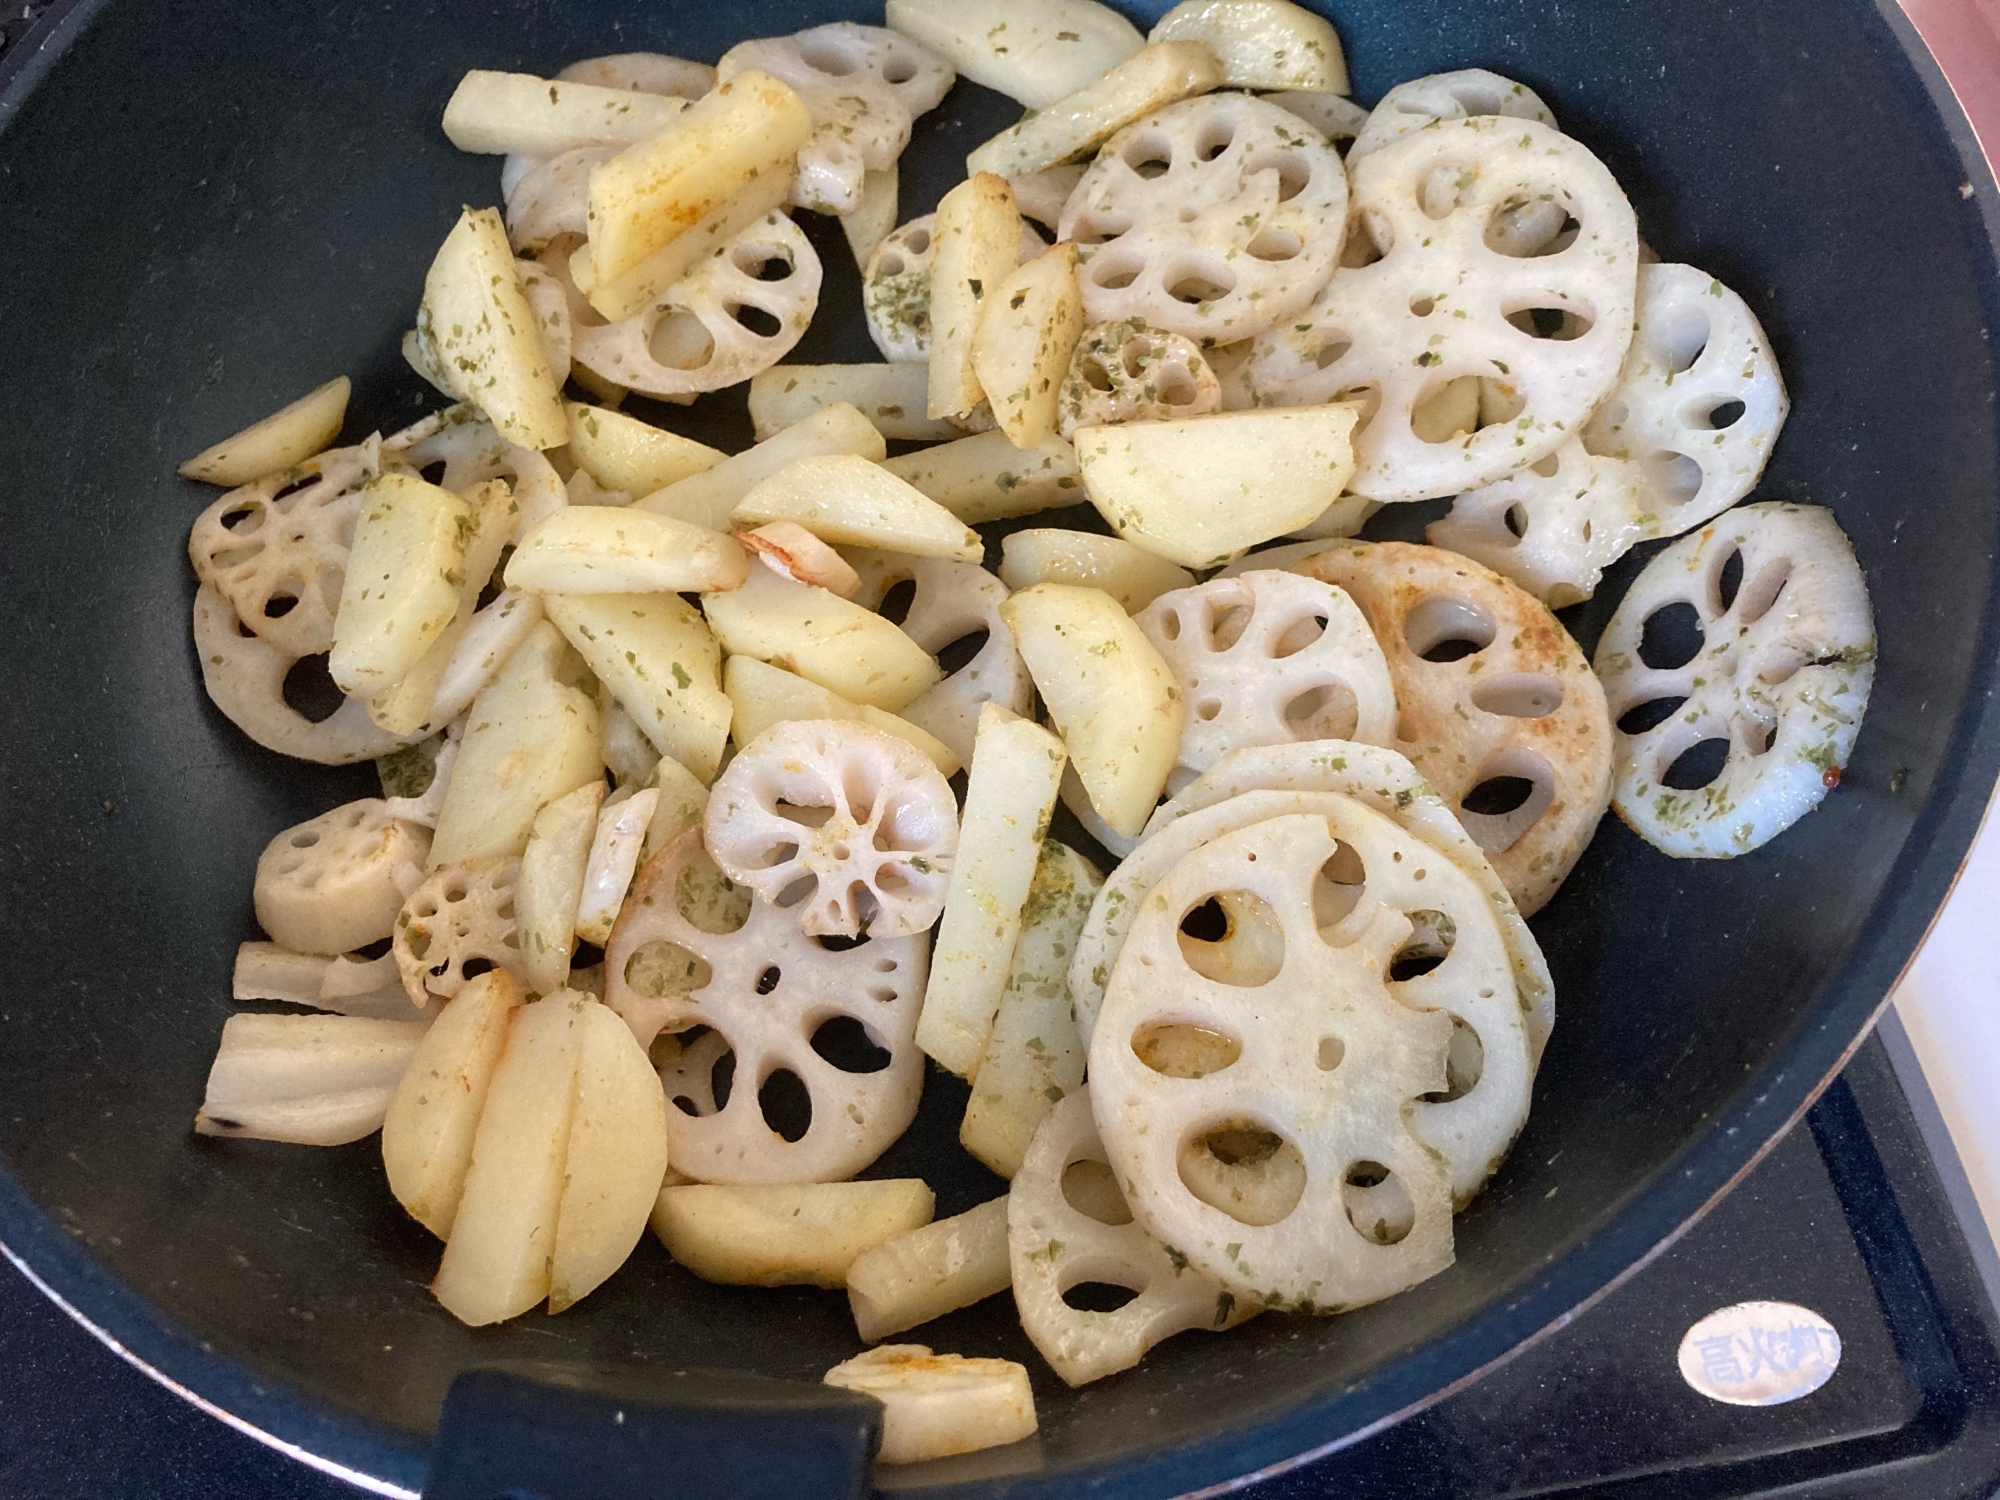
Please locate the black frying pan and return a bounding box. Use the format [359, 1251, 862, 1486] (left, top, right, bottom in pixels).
[1, 0, 1998, 1494]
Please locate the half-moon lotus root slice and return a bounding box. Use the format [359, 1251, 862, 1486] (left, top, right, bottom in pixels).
[1593, 503, 1875, 858]
[704, 719, 959, 939]
[864, 214, 1051, 363]
[1347, 69, 1557, 162]
[1057, 92, 1348, 344]
[506, 146, 616, 255]
[717, 23, 953, 216]
[254, 799, 431, 956]
[187, 438, 379, 659]
[572, 211, 822, 400]
[848, 551, 1035, 766]
[1090, 811, 1456, 1310]
[1238, 118, 1639, 505]
[1295, 542, 1611, 916]
[1058, 319, 1222, 437]
[391, 856, 528, 1007]
[382, 406, 566, 531]
[1135, 570, 1397, 790]
[605, 828, 928, 1182]
[1008, 1090, 1256, 1387]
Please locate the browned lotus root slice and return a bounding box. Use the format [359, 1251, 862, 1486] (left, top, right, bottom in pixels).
[391, 857, 527, 1007]
[605, 829, 928, 1182]
[1294, 541, 1610, 915]
[1058, 319, 1221, 438]
[187, 438, 378, 658]
[254, 799, 431, 956]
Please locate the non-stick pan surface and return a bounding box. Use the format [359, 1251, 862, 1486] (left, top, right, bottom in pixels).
[2, 1, 1998, 1494]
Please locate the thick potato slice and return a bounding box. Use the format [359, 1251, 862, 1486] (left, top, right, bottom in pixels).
[505, 507, 749, 594]
[750, 364, 958, 443]
[731, 455, 981, 561]
[998, 528, 1193, 612]
[636, 403, 886, 531]
[1149, 0, 1349, 91]
[965, 42, 1224, 179]
[886, 0, 1143, 110]
[999, 584, 1181, 837]
[586, 70, 811, 287]
[971, 243, 1084, 449]
[724, 656, 961, 776]
[847, 1198, 1012, 1344]
[823, 1346, 1037, 1465]
[916, 706, 1066, 1076]
[194, 1014, 429, 1146]
[702, 564, 940, 712]
[178, 377, 349, 487]
[430, 621, 604, 866]
[565, 402, 724, 496]
[548, 1001, 670, 1312]
[928, 173, 1023, 421]
[572, 168, 796, 324]
[441, 70, 688, 156]
[652, 1180, 935, 1287]
[415, 208, 567, 451]
[381, 972, 525, 1237]
[882, 430, 1082, 524]
[544, 592, 731, 784]
[516, 782, 604, 996]
[329, 473, 474, 699]
[1074, 404, 1359, 569]
[640, 754, 711, 865]
[433, 991, 589, 1325]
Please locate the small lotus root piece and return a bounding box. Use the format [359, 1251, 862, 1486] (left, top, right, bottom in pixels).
[382, 406, 566, 531]
[1058, 320, 1222, 438]
[1009, 1090, 1256, 1386]
[1294, 541, 1611, 915]
[516, 256, 572, 384]
[1135, 570, 1397, 788]
[187, 438, 378, 658]
[1348, 70, 1557, 162]
[847, 551, 1036, 766]
[704, 720, 958, 939]
[739, 523, 863, 597]
[506, 146, 616, 255]
[865, 214, 1051, 363]
[391, 857, 528, 1007]
[571, 212, 822, 400]
[1057, 92, 1348, 344]
[1239, 118, 1639, 505]
[1091, 812, 1456, 1310]
[717, 23, 953, 215]
[606, 829, 928, 1181]
[1267, 91, 1368, 146]
[1593, 503, 1875, 858]
[255, 799, 431, 956]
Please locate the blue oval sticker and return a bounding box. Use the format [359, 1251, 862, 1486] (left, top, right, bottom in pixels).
[1677, 1300, 1841, 1406]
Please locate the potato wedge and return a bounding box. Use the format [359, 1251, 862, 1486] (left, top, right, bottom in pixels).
[750, 364, 957, 443]
[823, 1346, 1037, 1465]
[505, 507, 749, 595]
[381, 971, 525, 1237]
[415, 208, 567, 451]
[999, 584, 1181, 838]
[916, 706, 1066, 1076]
[544, 592, 731, 784]
[928, 173, 1023, 421]
[998, 528, 1193, 612]
[652, 1180, 935, 1288]
[702, 564, 940, 712]
[971, 243, 1084, 449]
[1074, 404, 1360, 569]
[178, 377, 349, 487]
[731, 455, 981, 562]
[640, 754, 711, 866]
[846, 1198, 1012, 1344]
[882, 430, 1082, 524]
[516, 781, 604, 996]
[572, 167, 796, 323]
[587, 69, 811, 287]
[441, 70, 689, 156]
[429, 620, 604, 866]
[723, 656, 961, 776]
[565, 402, 724, 496]
[843, 163, 900, 269]
[1149, 0, 1349, 91]
[886, 0, 1144, 110]
[965, 42, 1224, 179]
[637, 403, 887, 531]
[548, 1000, 669, 1312]
[433, 991, 589, 1325]
[329, 473, 475, 699]
[959, 840, 1099, 1177]
[194, 1014, 429, 1146]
